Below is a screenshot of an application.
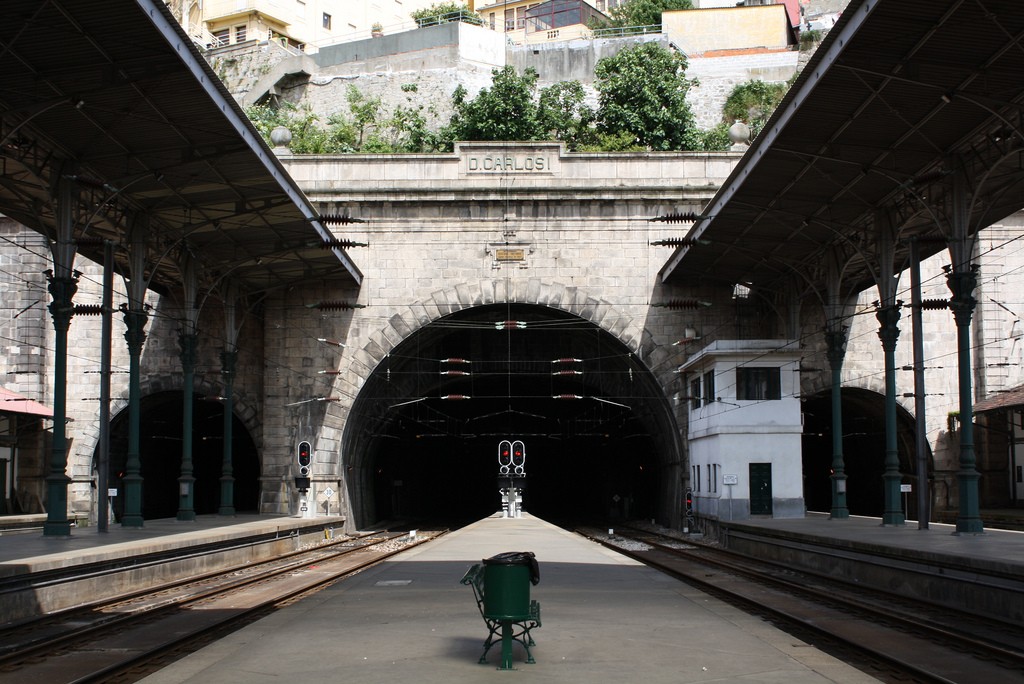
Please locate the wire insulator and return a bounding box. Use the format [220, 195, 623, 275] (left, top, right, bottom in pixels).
[440, 394, 470, 400]
[495, 320, 527, 330]
[317, 214, 366, 225]
[442, 358, 471, 364]
[73, 305, 104, 315]
[553, 394, 583, 400]
[313, 301, 366, 311]
[439, 370, 471, 376]
[648, 238, 710, 247]
[552, 370, 583, 376]
[649, 212, 707, 223]
[318, 238, 369, 248]
[551, 358, 582, 364]
[920, 299, 950, 310]
[653, 299, 712, 309]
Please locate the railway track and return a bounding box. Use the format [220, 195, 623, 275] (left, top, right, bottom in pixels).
[0, 528, 445, 683]
[578, 525, 1024, 684]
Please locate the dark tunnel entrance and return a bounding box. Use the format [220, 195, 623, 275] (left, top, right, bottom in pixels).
[344, 304, 679, 528]
[801, 387, 924, 518]
[102, 391, 260, 520]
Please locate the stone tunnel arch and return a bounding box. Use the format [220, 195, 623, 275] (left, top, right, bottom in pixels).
[95, 377, 263, 521]
[336, 281, 682, 529]
[801, 386, 925, 518]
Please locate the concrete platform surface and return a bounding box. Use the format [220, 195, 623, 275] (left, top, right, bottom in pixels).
[0, 514, 345, 575]
[140, 513, 879, 684]
[729, 512, 1024, 572]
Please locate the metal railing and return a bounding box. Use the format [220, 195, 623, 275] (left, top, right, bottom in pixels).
[413, 10, 484, 28]
[591, 24, 661, 39]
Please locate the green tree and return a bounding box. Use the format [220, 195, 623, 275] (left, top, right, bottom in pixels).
[594, 0, 693, 29]
[593, 42, 698, 150]
[347, 86, 382, 148]
[411, 2, 482, 27]
[446, 66, 544, 143]
[538, 81, 594, 149]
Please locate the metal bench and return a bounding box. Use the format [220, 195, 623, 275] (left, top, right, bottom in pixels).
[460, 562, 541, 669]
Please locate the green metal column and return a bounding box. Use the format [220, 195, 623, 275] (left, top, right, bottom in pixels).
[43, 175, 79, 537]
[43, 273, 77, 536]
[825, 327, 849, 519]
[947, 266, 983, 534]
[177, 332, 197, 521]
[876, 303, 905, 526]
[121, 308, 148, 527]
[218, 349, 237, 516]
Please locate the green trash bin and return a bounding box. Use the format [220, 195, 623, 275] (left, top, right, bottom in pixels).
[482, 551, 540, 620]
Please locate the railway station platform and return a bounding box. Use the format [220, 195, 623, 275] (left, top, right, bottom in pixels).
[0, 514, 345, 624]
[137, 513, 878, 684]
[718, 513, 1024, 624]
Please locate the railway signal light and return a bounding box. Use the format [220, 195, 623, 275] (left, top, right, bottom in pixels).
[498, 440, 512, 475]
[297, 441, 312, 476]
[511, 440, 526, 476]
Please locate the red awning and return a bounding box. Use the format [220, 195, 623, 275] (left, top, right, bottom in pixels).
[0, 387, 53, 418]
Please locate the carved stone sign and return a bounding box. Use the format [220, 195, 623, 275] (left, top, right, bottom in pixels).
[466, 154, 550, 173]
[458, 143, 561, 176]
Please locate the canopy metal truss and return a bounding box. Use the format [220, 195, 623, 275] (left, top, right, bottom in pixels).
[0, 0, 361, 295]
[661, 0, 1024, 300]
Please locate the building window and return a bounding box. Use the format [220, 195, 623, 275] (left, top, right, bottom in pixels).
[702, 370, 715, 405]
[323, 13, 332, 30]
[212, 28, 229, 46]
[690, 377, 702, 410]
[235, 25, 246, 42]
[736, 367, 781, 401]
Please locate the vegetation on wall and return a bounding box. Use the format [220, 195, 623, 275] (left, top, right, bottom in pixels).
[246, 43, 792, 154]
[410, 2, 482, 27]
[593, 41, 698, 150]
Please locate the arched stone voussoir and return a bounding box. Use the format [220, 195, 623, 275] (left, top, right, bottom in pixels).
[391, 280, 651, 358]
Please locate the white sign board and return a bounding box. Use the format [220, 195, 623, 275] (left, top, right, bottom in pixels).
[723, 474, 739, 485]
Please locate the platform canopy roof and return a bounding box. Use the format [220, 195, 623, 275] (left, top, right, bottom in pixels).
[0, 0, 361, 297]
[661, 0, 1024, 302]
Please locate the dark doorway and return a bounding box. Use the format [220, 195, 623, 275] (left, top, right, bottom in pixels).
[801, 388, 921, 518]
[749, 462, 773, 515]
[103, 391, 260, 520]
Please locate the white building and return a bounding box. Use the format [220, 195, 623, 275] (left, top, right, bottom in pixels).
[679, 340, 804, 520]
[167, 0, 446, 50]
